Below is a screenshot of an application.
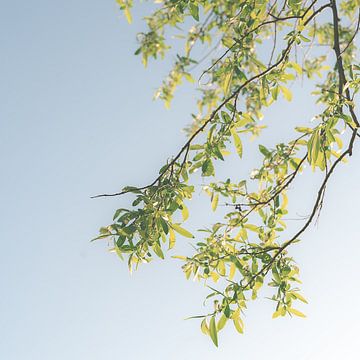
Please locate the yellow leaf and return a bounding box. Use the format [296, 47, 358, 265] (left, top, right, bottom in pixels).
[222, 70, 233, 96]
[280, 86, 292, 101]
[292, 292, 308, 304]
[335, 135, 343, 149]
[217, 260, 226, 276]
[169, 228, 176, 249]
[244, 224, 258, 232]
[181, 205, 189, 221]
[161, 232, 166, 243]
[232, 308, 241, 319]
[124, 7, 132, 24]
[172, 255, 187, 260]
[171, 224, 194, 238]
[289, 308, 306, 318]
[253, 280, 263, 291]
[290, 62, 303, 75]
[229, 263, 236, 280]
[231, 129, 243, 158]
[232, 312, 244, 334]
[281, 192, 288, 210]
[272, 310, 281, 319]
[209, 316, 218, 346]
[201, 319, 209, 335]
[220, 149, 231, 156]
[210, 271, 220, 282]
[211, 193, 219, 212]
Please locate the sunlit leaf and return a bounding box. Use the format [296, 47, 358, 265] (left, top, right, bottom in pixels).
[153, 243, 164, 259]
[289, 308, 306, 318]
[280, 86, 292, 101]
[211, 193, 219, 211]
[231, 129, 243, 158]
[217, 314, 228, 331]
[169, 228, 176, 249]
[171, 224, 194, 238]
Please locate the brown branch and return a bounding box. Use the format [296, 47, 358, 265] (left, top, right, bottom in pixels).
[331, 0, 360, 128]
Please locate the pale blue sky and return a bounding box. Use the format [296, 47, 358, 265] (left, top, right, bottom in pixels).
[1, 1, 360, 359]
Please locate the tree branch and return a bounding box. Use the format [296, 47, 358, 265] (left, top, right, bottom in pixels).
[91, 1, 332, 199]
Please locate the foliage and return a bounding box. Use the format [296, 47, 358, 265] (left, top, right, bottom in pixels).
[94, 0, 360, 346]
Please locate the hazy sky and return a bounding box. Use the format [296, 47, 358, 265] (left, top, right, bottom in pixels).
[1, 1, 360, 359]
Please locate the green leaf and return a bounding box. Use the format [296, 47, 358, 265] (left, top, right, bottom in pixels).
[224, 304, 231, 318]
[299, 34, 311, 42]
[258, 144, 271, 157]
[295, 127, 313, 134]
[271, 86, 279, 100]
[221, 111, 231, 123]
[202, 159, 215, 177]
[171, 224, 194, 238]
[183, 72, 194, 83]
[308, 130, 320, 166]
[153, 243, 164, 259]
[189, 3, 199, 21]
[91, 234, 111, 242]
[272, 265, 281, 283]
[213, 145, 224, 160]
[230, 255, 243, 272]
[231, 129, 243, 158]
[190, 144, 203, 150]
[209, 316, 218, 347]
[114, 241, 124, 260]
[234, 67, 247, 80]
[217, 314, 228, 331]
[159, 217, 169, 234]
[113, 208, 126, 221]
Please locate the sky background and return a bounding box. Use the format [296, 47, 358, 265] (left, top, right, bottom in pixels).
[1, 1, 360, 359]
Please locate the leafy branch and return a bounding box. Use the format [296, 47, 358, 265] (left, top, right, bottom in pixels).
[94, 0, 360, 347]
